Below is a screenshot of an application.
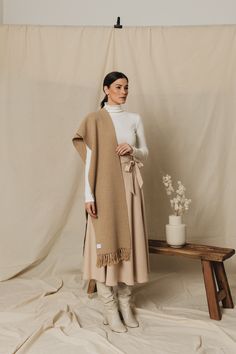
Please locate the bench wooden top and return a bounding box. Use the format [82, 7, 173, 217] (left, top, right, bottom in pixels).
[148, 239, 235, 262]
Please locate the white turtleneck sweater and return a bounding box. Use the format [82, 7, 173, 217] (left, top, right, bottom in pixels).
[85, 102, 149, 202]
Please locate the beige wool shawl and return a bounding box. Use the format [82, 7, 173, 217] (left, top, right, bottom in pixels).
[72, 107, 131, 268]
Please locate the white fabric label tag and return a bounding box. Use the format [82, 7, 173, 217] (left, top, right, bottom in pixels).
[96, 243, 102, 249]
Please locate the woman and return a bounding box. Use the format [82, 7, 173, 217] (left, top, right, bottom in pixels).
[72, 71, 150, 333]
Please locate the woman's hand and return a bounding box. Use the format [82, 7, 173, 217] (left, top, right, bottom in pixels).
[85, 201, 97, 218]
[116, 143, 133, 156]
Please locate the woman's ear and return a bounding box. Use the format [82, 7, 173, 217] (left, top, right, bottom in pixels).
[104, 86, 109, 96]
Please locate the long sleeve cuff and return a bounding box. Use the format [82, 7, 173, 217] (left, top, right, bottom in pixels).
[130, 145, 149, 161]
[85, 196, 95, 203]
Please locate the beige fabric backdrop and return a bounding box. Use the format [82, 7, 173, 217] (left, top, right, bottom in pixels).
[0, 25, 236, 354]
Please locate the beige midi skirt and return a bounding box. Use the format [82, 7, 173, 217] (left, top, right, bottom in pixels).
[82, 154, 150, 286]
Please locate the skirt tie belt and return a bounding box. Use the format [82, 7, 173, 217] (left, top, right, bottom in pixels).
[123, 157, 144, 195]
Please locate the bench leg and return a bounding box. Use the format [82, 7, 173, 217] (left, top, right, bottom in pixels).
[201, 260, 221, 320]
[213, 261, 234, 308]
[87, 279, 97, 295]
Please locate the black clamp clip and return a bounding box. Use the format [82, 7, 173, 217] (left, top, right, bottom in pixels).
[114, 17, 122, 29]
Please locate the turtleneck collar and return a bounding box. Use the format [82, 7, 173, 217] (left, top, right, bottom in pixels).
[104, 102, 124, 113]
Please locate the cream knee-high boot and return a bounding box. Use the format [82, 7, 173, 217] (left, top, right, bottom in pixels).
[96, 281, 127, 333]
[117, 282, 139, 328]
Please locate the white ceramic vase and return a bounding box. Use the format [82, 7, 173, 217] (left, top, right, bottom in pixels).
[165, 215, 186, 248]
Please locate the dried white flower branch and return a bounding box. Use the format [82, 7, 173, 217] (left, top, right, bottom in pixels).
[162, 174, 191, 216]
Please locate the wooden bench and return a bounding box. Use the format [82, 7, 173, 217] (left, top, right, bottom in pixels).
[149, 239, 235, 320]
[87, 240, 235, 321]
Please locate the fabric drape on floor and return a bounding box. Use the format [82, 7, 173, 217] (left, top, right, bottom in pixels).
[0, 25, 236, 353]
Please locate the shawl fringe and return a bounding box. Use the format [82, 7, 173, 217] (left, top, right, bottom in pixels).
[96, 248, 131, 268]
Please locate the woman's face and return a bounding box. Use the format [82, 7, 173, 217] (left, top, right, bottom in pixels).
[104, 78, 129, 105]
